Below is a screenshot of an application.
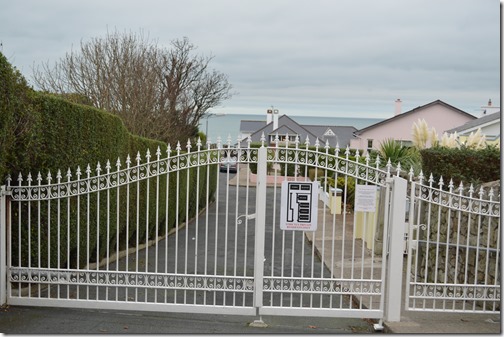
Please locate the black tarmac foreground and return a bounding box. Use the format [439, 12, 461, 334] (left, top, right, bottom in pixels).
[0, 305, 374, 334]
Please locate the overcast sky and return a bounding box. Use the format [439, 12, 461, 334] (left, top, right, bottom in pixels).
[1, 0, 500, 118]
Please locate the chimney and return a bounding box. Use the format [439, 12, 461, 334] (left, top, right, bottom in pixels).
[273, 109, 279, 130]
[266, 109, 273, 124]
[395, 99, 402, 116]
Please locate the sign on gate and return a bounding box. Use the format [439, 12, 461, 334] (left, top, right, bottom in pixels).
[354, 184, 377, 212]
[280, 181, 318, 231]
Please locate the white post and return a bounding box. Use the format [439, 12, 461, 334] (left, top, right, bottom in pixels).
[385, 176, 407, 322]
[0, 186, 7, 305]
[252, 146, 267, 324]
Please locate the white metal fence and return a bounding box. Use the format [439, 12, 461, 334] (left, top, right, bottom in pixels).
[406, 174, 500, 313]
[0, 135, 500, 322]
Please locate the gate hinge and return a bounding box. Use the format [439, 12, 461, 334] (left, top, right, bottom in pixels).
[0, 186, 11, 197]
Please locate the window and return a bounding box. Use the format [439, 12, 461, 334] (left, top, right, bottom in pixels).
[367, 139, 373, 149]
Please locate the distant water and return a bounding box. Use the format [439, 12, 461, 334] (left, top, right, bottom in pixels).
[200, 114, 383, 143]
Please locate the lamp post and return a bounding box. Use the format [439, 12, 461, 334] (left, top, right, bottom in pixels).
[204, 112, 226, 142]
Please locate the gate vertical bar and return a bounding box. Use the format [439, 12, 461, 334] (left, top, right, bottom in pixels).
[385, 176, 407, 322]
[0, 186, 7, 305]
[253, 146, 267, 313]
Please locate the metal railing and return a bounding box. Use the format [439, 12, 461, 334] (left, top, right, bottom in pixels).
[406, 174, 500, 313]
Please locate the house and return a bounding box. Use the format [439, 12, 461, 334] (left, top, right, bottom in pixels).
[239, 120, 267, 140]
[239, 110, 357, 148]
[445, 110, 500, 146]
[349, 99, 477, 152]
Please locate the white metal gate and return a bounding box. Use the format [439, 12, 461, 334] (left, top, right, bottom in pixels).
[406, 175, 500, 313]
[0, 136, 407, 321]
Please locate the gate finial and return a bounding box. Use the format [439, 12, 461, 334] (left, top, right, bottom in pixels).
[260, 132, 265, 147]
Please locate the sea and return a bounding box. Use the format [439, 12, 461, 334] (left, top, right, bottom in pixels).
[200, 114, 383, 143]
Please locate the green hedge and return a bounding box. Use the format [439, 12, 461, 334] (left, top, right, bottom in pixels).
[1, 53, 217, 269]
[9, 92, 218, 269]
[0, 52, 34, 181]
[420, 146, 500, 185]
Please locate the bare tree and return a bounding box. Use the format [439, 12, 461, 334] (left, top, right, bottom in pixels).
[33, 31, 233, 144]
[160, 37, 232, 142]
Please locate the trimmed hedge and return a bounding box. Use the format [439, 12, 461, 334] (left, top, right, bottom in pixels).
[420, 146, 500, 185]
[0, 52, 34, 181]
[1, 53, 217, 269]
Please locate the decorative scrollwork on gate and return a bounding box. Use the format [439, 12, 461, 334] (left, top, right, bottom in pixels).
[9, 268, 255, 293]
[262, 277, 382, 295]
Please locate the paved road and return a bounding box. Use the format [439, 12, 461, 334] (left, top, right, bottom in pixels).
[0, 305, 373, 334]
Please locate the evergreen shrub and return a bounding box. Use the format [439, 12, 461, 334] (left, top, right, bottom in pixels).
[1, 52, 217, 269]
[420, 146, 500, 185]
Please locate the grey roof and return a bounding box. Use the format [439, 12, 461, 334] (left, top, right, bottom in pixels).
[445, 111, 501, 134]
[240, 115, 320, 145]
[354, 99, 476, 135]
[303, 125, 357, 148]
[240, 120, 267, 133]
[268, 124, 298, 136]
[239, 114, 357, 148]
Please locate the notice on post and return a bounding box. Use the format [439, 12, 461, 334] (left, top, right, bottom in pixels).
[354, 184, 377, 212]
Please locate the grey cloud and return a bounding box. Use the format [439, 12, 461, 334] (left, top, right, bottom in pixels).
[0, 0, 499, 117]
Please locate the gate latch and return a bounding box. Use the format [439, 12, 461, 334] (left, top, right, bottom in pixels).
[237, 213, 256, 224]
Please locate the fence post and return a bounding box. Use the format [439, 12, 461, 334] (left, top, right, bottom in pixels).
[384, 176, 407, 322]
[251, 146, 267, 325]
[0, 186, 7, 305]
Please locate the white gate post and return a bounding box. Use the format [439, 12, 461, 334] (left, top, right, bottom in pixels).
[253, 146, 267, 311]
[0, 186, 7, 305]
[384, 176, 407, 322]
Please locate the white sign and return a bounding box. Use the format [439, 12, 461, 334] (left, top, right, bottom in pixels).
[280, 181, 318, 231]
[354, 184, 377, 212]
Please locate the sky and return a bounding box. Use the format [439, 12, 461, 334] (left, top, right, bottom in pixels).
[0, 0, 500, 118]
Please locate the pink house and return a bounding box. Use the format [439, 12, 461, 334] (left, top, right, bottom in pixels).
[350, 99, 477, 152]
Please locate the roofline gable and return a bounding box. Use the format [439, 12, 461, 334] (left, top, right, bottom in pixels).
[242, 114, 327, 145]
[354, 100, 476, 135]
